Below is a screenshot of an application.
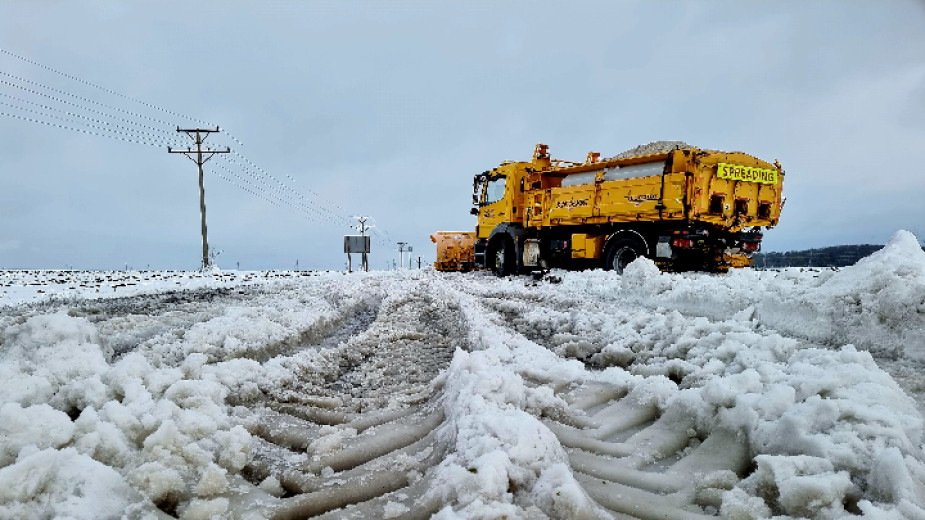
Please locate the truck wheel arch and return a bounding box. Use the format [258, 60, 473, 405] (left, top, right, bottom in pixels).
[604, 230, 650, 257]
[603, 230, 649, 273]
[486, 224, 530, 275]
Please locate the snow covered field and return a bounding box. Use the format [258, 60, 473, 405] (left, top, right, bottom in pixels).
[0, 231, 923, 519]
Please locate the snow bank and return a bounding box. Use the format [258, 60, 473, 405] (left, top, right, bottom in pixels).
[0, 274, 380, 517]
[428, 279, 607, 518]
[0, 310, 255, 516]
[564, 230, 925, 361]
[448, 236, 925, 518]
[820, 230, 925, 360]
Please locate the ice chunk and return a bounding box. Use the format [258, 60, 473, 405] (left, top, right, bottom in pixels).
[0, 312, 111, 411]
[180, 497, 229, 520]
[0, 447, 139, 519]
[739, 455, 855, 518]
[129, 460, 185, 505]
[868, 447, 915, 503]
[0, 403, 75, 467]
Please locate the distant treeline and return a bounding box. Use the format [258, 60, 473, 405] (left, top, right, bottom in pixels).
[752, 244, 887, 268]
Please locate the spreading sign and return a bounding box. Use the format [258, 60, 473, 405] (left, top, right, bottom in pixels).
[717, 163, 778, 185]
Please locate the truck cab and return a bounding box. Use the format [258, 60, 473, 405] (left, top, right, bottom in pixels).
[472, 163, 526, 237]
[471, 161, 530, 273]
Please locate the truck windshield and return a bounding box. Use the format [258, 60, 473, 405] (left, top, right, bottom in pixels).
[484, 176, 506, 205]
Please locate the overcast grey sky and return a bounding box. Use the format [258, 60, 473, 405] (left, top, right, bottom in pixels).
[1, 1, 924, 270]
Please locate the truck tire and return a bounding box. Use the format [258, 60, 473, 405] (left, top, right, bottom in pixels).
[492, 237, 515, 277]
[604, 238, 644, 275]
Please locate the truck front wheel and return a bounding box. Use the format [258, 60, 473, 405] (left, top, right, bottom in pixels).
[605, 239, 644, 275]
[491, 237, 515, 277]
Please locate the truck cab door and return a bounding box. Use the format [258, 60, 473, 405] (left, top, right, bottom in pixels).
[477, 174, 509, 240]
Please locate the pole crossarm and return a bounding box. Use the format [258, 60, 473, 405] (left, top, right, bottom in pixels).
[167, 147, 230, 166]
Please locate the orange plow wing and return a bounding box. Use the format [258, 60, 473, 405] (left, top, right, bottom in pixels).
[430, 232, 476, 272]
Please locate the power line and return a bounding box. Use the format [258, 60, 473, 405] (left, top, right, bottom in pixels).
[0, 47, 245, 148]
[0, 94, 357, 229]
[0, 51, 393, 241]
[0, 70, 179, 130]
[229, 150, 353, 225]
[221, 154, 345, 224]
[209, 160, 289, 210]
[0, 79, 178, 137]
[0, 90, 181, 141]
[209, 156, 345, 225]
[0, 99, 184, 147]
[0, 110, 173, 148]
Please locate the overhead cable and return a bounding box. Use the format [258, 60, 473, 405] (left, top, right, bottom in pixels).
[0, 47, 245, 148]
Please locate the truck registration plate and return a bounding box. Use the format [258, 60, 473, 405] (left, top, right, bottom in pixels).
[717, 163, 778, 185]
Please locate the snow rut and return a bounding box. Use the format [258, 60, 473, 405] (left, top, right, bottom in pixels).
[440, 279, 754, 518]
[547, 383, 749, 519]
[449, 274, 925, 519]
[233, 283, 464, 519]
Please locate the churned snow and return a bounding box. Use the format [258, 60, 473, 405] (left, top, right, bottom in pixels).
[0, 231, 922, 519]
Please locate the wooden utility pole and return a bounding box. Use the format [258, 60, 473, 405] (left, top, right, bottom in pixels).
[168, 127, 230, 270]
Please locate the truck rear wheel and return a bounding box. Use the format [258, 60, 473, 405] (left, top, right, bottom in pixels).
[605, 238, 644, 275]
[492, 237, 515, 277]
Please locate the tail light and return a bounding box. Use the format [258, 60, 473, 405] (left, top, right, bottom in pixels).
[741, 241, 760, 252]
[672, 238, 694, 248]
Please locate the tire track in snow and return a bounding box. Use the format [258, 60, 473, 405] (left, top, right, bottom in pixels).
[454, 275, 925, 518]
[7, 279, 457, 519]
[546, 382, 750, 519]
[460, 283, 757, 518]
[230, 282, 465, 519]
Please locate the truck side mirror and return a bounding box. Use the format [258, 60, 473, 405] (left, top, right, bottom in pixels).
[470, 208, 479, 215]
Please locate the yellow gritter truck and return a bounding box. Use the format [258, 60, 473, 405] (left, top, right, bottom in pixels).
[433, 142, 785, 275]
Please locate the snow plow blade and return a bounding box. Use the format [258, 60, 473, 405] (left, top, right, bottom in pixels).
[430, 231, 476, 272]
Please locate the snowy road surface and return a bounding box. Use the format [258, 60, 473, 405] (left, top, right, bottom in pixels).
[0, 231, 923, 519]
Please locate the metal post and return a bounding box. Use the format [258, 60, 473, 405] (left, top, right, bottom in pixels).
[397, 242, 407, 269]
[353, 216, 371, 272]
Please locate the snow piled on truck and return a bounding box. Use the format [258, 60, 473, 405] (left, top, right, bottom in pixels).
[0, 232, 923, 519]
[606, 140, 693, 160]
